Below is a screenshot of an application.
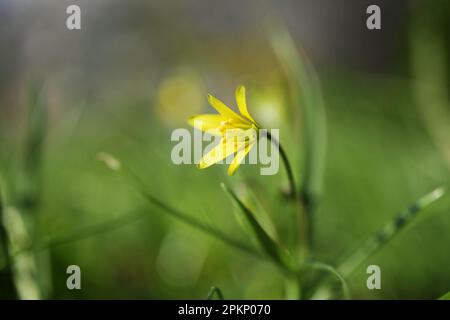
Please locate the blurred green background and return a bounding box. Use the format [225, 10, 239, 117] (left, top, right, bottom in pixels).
[0, 0, 450, 299]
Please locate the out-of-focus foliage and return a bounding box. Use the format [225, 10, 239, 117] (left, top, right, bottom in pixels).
[0, 0, 449, 299]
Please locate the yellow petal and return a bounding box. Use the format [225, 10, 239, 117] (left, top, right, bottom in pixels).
[198, 137, 245, 169]
[187, 114, 227, 135]
[207, 94, 247, 123]
[227, 140, 255, 176]
[235, 85, 257, 125]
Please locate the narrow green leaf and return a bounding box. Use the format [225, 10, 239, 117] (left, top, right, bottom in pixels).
[206, 286, 224, 300]
[337, 187, 446, 278]
[411, 10, 450, 170]
[21, 82, 49, 299]
[0, 208, 147, 272]
[438, 292, 450, 300]
[221, 183, 295, 273]
[97, 153, 262, 259]
[268, 20, 327, 245]
[303, 261, 351, 300]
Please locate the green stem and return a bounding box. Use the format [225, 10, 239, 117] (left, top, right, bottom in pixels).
[265, 131, 297, 198]
[265, 131, 309, 253]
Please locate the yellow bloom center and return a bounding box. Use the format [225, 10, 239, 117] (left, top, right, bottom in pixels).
[187, 85, 260, 175]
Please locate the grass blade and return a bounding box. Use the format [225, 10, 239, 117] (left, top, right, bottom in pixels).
[303, 261, 351, 300]
[97, 152, 262, 259]
[411, 4, 450, 170]
[221, 183, 294, 273]
[268, 20, 327, 244]
[337, 187, 446, 278]
[206, 286, 224, 300]
[0, 209, 147, 272]
[438, 292, 450, 300]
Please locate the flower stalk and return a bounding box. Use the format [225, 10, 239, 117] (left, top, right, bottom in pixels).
[265, 131, 310, 265]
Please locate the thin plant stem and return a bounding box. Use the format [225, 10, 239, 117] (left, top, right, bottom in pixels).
[268, 20, 328, 251]
[265, 131, 296, 198]
[265, 131, 310, 268]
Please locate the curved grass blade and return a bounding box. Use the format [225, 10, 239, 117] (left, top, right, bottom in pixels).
[19, 82, 49, 298]
[268, 20, 327, 245]
[438, 292, 450, 300]
[38, 209, 146, 251]
[411, 7, 450, 170]
[221, 183, 295, 273]
[303, 261, 351, 300]
[97, 152, 262, 259]
[0, 202, 259, 272]
[337, 187, 446, 278]
[0, 208, 147, 273]
[206, 286, 224, 300]
[0, 199, 259, 273]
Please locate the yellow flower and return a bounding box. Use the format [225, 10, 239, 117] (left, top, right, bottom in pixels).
[188, 85, 260, 176]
